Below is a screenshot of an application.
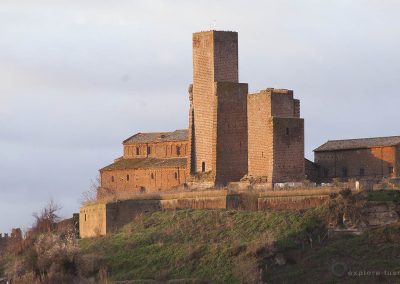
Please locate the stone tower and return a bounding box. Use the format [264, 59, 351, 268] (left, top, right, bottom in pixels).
[188, 31, 248, 185]
[247, 88, 304, 183]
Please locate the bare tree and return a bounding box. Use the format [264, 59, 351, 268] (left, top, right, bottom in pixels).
[80, 175, 100, 205]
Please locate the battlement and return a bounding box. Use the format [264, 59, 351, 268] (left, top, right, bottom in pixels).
[249, 88, 294, 96]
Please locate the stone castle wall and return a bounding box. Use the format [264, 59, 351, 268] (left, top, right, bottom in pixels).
[80, 190, 238, 238]
[80, 188, 332, 238]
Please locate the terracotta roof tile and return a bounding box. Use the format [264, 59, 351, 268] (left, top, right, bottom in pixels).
[100, 157, 187, 171]
[123, 129, 188, 144]
[314, 136, 400, 152]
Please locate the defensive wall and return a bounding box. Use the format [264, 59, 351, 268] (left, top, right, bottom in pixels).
[80, 187, 338, 238]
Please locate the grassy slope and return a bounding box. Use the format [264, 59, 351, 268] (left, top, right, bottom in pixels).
[79, 208, 400, 284]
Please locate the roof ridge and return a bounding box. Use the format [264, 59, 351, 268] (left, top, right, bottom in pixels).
[314, 135, 400, 152]
[327, 135, 400, 142]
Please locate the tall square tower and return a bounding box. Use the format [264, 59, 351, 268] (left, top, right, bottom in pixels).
[188, 31, 248, 185]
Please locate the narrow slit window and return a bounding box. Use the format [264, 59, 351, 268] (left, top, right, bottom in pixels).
[175, 172, 178, 179]
[342, 168, 348, 178]
[202, 162, 205, 173]
[176, 146, 181, 156]
[111, 176, 114, 182]
[136, 147, 140, 155]
[127, 175, 130, 181]
[147, 146, 151, 155]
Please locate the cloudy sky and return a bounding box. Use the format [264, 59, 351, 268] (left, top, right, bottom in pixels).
[1, 0, 399, 232]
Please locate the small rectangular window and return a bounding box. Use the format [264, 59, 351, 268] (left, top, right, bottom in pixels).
[111, 176, 114, 182]
[147, 146, 151, 155]
[286, 127, 289, 135]
[202, 162, 205, 173]
[127, 175, 130, 181]
[176, 146, 181, 156]
[136, 147, 140, 155]
[342, 168, 348, 178]
[175, 172, 178, 179]
[151, 173, 154, 179]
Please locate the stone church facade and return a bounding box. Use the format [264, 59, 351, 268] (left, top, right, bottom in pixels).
[99, 30, 305, 193]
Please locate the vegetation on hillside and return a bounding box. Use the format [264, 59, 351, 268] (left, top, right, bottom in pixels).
[0, 201, 84, 283]
[76, 205, 400, 284]
[79, 208, 327, 283]
[2, 190, 400, 283]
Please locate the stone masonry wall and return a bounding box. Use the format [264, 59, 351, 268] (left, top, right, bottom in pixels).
[80, 190, 237, 237]
[215, 82, 248, 185]
[79, 189, 331, 238]
[191, 31, 238, 177]
[315, 146, 398, 182]
[80, 203, 107, 238]
[192, 31, 217, 175]
[101, 167, 187, 193]
[247, 92, 274, 179]
[247, 89, 304, 183]
[270, 90, 295, 117]
[272, 117, 305, 183]
[123, 141, 188, 159]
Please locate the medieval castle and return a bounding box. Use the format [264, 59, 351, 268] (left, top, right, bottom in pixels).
[100, 30, 304, 193]
[80, 30, 399, 237]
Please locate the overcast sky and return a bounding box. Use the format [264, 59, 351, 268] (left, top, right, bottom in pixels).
[1, 0, 399, 233]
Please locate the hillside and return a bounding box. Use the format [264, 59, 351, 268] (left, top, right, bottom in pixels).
[79, 208, 400, 283]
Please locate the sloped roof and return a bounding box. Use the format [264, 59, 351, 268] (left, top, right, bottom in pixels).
[100, 158, 187, 171]
[314, 136, 400, 152]
[123, 129, 188, 144]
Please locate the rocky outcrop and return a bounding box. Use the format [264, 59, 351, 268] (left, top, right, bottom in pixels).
[362, 202, 399, 226]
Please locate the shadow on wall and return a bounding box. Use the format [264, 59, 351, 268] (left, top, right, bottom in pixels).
[315, 147, 398, 183]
